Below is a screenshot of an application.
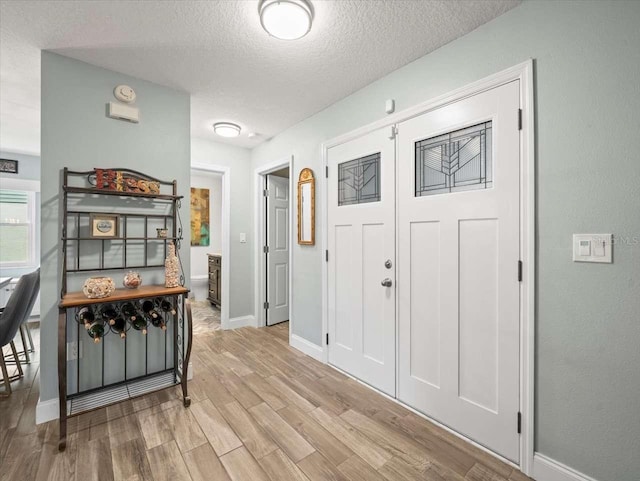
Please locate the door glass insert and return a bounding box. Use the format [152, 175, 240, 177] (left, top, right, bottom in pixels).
[338, 153, 381, 206]
[415, 121, 492, 196]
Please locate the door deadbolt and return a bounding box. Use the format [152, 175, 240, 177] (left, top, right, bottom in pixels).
[384, 259, 392, 269]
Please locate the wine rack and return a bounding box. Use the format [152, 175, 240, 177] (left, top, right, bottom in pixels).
[57, 168, 192, 451]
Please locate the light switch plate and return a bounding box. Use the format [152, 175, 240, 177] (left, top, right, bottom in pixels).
[239, 233, 246, 243]
[573, 234, 612, 263]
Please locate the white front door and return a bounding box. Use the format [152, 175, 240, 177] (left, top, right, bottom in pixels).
[397, 81, 521, 461]
[327, 127, 396, 396]
[266, 175, 290, 326]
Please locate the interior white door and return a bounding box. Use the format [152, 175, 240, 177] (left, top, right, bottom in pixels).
[266, 175, 290, 326]
[327, 127, 396, 396]
[397, 80, 521, 462]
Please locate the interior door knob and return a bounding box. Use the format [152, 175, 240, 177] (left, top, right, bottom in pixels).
[381, 278, 392, 287]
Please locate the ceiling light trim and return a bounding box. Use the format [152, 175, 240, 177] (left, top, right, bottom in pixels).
[213, 122, 242, 138]
[259, 0, 314, 40]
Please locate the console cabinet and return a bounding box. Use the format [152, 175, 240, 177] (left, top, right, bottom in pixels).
[208, 254, 221, 307]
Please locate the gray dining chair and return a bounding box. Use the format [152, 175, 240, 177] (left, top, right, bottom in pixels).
[0, 268, 40, 396]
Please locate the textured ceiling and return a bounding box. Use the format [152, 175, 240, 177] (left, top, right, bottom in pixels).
[0, 0, 519, 155]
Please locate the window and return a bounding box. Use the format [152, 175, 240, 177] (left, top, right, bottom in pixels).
[338, 153, 381, 206]
[415, 121, 492, 196]
[0, 189, 36, 267]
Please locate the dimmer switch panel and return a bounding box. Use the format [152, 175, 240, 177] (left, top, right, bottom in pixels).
[573, 234, 612, 263]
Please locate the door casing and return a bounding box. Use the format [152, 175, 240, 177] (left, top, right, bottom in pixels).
[320, 61, 535, 475]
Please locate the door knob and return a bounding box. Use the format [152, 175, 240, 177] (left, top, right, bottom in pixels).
[381, 278, 393, 287]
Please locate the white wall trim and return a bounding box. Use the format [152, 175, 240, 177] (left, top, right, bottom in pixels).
[533, 454, 599, 481]
[191, 162, 231, 329]
[228, 315, 257, 329]
[190, 274, 208, 280]
[320, 60, 536, 475]
[0, 178, 40, 192]
[36, 397, 59, 424]
[253, 156, 294, 333]
[290, 334, 324, 362]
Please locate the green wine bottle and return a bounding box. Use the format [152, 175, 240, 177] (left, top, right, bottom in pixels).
[120, 302, 138, 321]
[157, 297, 176, 316]
[111, 317, 127, 339]
[99, 303, 118, 326]
[141, 300, 159, 319]
[150, 313, 167, 331]
[76, 306, 95, 330]
[131, 316, 148, 335]
[87, 321, 105, 343]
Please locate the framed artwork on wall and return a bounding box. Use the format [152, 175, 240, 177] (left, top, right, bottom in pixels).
[0, 159, 18, 174]
[190, 187, 210, 246]
[89, 213, 120, 239]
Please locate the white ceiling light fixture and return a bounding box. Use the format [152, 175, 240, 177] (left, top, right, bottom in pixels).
[259, 0, 314, 40]
[213, 122, 242, 138]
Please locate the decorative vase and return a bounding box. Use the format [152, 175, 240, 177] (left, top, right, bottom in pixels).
[165, 242, 180, 288]
[123, 270, 142, 289]
[156, 228, 168, 239]
[83, 276, 116, 299]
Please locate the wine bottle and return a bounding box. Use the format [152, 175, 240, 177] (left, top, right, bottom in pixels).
[121, 302, 139, 321]
[141, 300, 159, 320]
[110, 317, 127, 339]
[130, 316, 148, 335]
[99, 303, 118, 326]
[87, 321, 105, 343]
[157, 297, 176, 316]
[150, 313, 167, 331]
[76, 306, 95, 329]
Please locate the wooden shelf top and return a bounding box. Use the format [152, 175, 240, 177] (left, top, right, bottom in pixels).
[60, 285, 188, 308]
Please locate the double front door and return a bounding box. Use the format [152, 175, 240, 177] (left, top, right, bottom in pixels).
[327, 81, 521, 462]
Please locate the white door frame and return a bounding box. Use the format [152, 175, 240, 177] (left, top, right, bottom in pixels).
[320, 60, 535, 475]
[253, 156, 294, 333]
[191, 162, 231, 329]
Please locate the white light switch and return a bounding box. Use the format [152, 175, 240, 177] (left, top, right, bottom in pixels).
[239, 233, 246, 243]
[573, 234, 612, 263]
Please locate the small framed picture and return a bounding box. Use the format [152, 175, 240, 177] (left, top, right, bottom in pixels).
[90, 214, 120, 239]
[0, 159, 18, 174]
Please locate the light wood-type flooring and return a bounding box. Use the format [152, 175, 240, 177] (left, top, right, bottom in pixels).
[0, 322, 534, 481]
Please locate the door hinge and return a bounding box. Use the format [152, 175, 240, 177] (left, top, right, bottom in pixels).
[325, 250, 329, 262]
[263, 301, 269, 309]
[517, 412, 522, 434]
[389, 125, 398, 140]
[325, 166, 329, 178]
[326, 333, 329, 345]
[518, 260, 523, 282]
[263, 245, 269, 254]
[263, 188, 269, 197]
[518, 109, 523, 131]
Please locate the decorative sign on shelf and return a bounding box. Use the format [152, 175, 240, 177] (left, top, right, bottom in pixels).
[89, 168, 160, 194]
[0, 158, 18, 174]
[190, 187, 210, 246]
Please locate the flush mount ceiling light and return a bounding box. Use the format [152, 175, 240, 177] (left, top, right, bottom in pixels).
[213, 122, 241, 138]
[259, 0, 314, 40]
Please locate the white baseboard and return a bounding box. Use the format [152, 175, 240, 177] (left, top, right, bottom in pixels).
[226, 315, 257, 329]
[533, 453, 598, 481]
[290, 334, 325, 362]
[36, 397, 59, 424]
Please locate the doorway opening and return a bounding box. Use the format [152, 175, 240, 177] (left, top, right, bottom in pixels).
[190, 163, 231, 331]
[254, 158, 293, 331]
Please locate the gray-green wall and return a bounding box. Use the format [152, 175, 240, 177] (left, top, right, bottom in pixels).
[40, 52, 190, 404]
[250, 1, 640, 479]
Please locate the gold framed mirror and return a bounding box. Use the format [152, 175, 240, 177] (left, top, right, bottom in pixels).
[297, 168, 315, 245]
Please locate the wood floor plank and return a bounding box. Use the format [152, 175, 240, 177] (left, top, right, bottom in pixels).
[138, 405, 174, 450]
[74, 436, 114, 481]
[220, 446, 271, 481]
[340, 409, 428, 468]
[267, 375, 317, 412]
[165, 405, 208, 454]
[107, 413, 142, 448]
[195, 370, 235, 406]
[465, 463, 509, 481]
[191, 399, 242, 456]
[242, 373, 288, 410]
[297, 451, 350, 481]
[308, 407, 392, 470]
[249, 402, 316, 462]
[217, 370, 263, 409]
[146, 440, 192, 481]
[259, 449, 310, 481]
[279, 405, 353, 466]
[110, 438, 153, 481]
[219, 400, 279, 459]
[337, 455, 387, 481]
[182, 443, 231, 481]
